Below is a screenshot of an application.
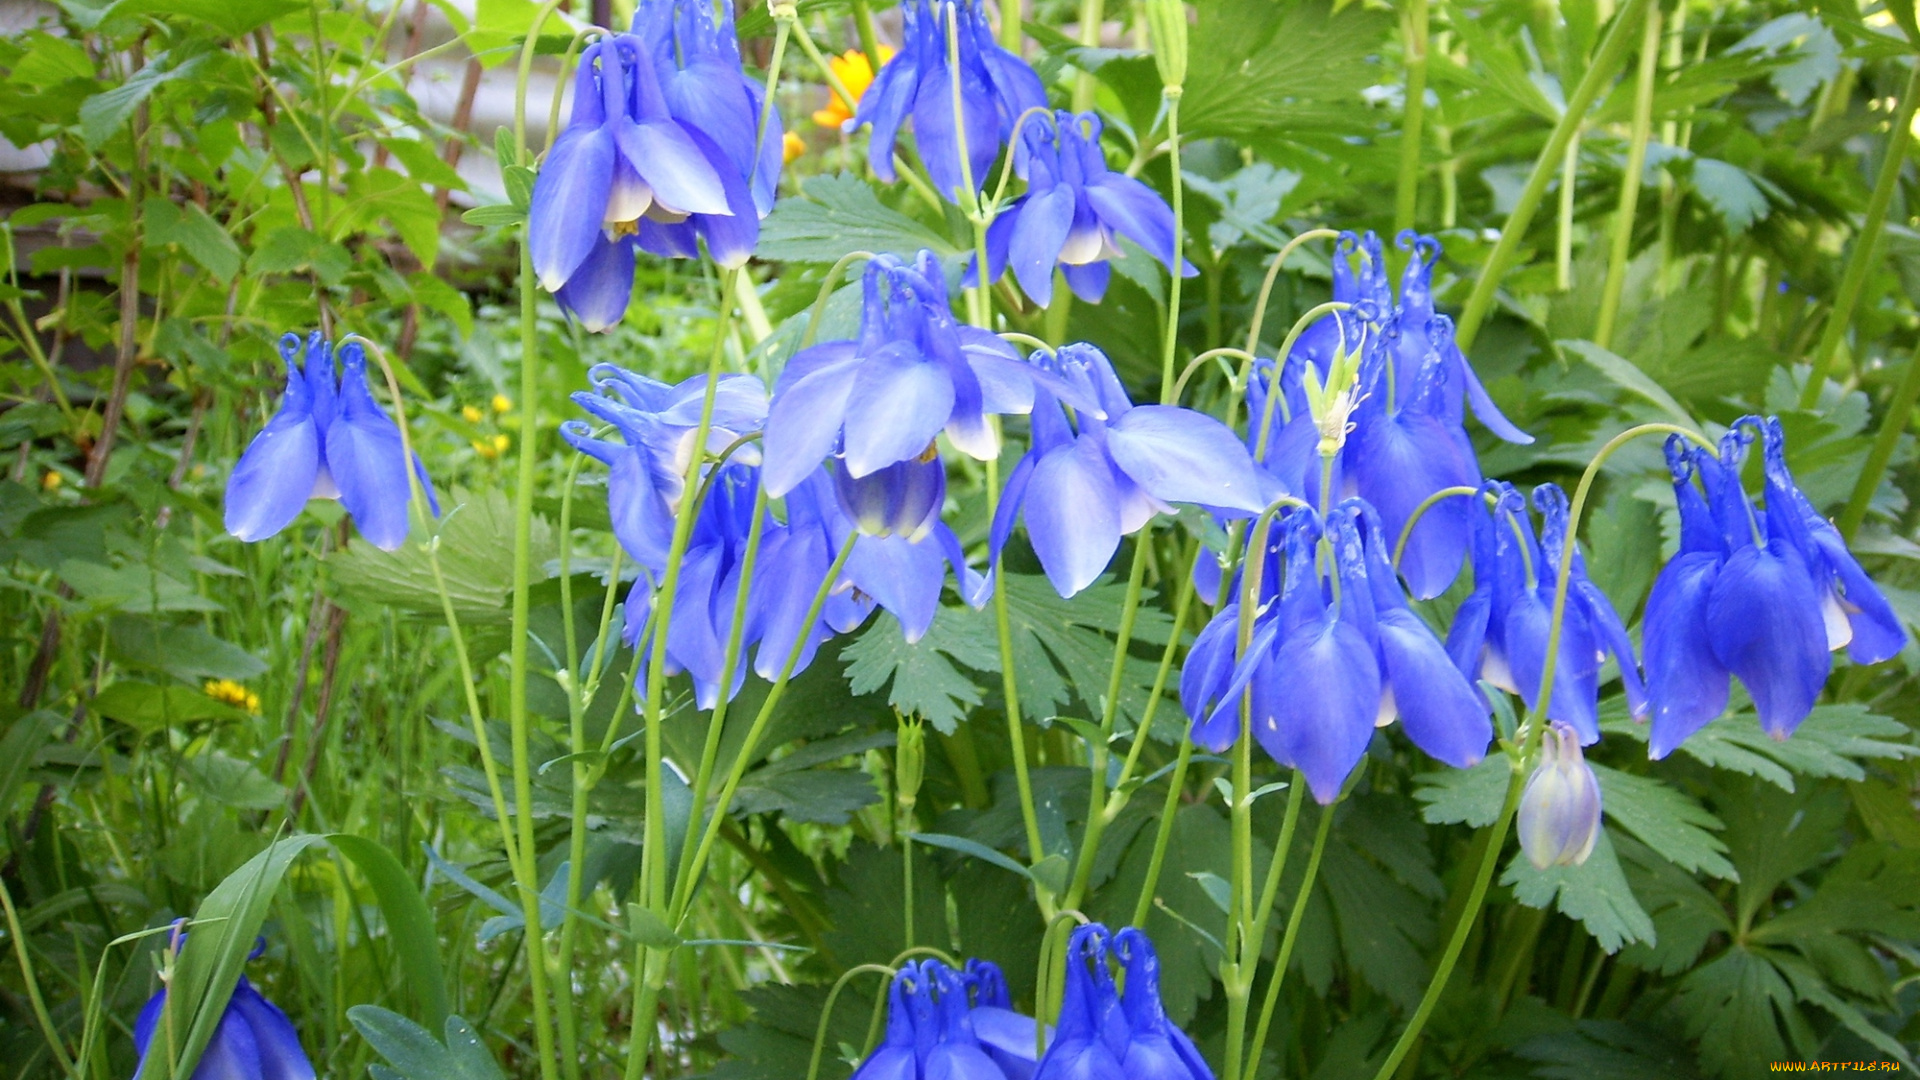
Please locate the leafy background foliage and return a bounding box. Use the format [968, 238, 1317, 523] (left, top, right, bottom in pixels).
[1, 0, 1919, 1077]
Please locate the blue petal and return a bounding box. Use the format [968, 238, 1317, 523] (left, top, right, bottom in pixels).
[845, 533, 948, 642]
[927, 1044, 1009, 1080]
[988, 451, 1037, 566]
[851, 1047, 918, 1080]
[751, 527, 833, 680]
[1255, 616, 1379, 803]
[1008, 184, 1075, 306]
[616, 118, 732, 216]
[762, 345, 860, 497]
[684, 127, 760, 268]
[1498, 590, 1602, 744]
[555, 232, 636, 332]
[325, 345, 418, 551]
[1344, 408, 1478, 600]
[228, 979, 317, 1080]
[1084, 174, 1178, 271]
[1377, 608, 1491, 768]
[1458, 349, 1534, 444]
[1061, 260, 1111, 303]
[1023, 437, 1122, 597]
[1706, 542, 1830, 739]
[971, 203, 1018, 287]
[910, 45, 1000, 200]
[225, 358, 323, 544]
[972, 1007, 1043, 1064]
[1105, 405, 1269, 516]
[529, 123, 617, 291]
[853, 46, 919, 180]
[1807, 523, 1909, 665]
[841, 344, 955, 478]
[1644, 550, 1729, 759]
[195, 999, 265, 1080]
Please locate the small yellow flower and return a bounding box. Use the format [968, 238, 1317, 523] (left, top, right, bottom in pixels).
[813, 47, 894, 129]
[474, 434, 511, 459]
[204, 679, 261, 713]
[462, 405, 485, 424]
[782, 130, 806, 164]
[492, 433, 510, 453]
[41, 471, 61, 491]
[491, 394, 513, 414]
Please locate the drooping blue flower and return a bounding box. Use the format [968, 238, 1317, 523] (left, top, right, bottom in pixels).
[1187, 503, 1488, 802]
[851, 0, 1047, 202]
[762, 250, 1101, 498]
[561, 365, 769, 570]
[630, 0, 783, 268]
[971, 112, 1194, 307]
[134, 951, 315, 1080]
[527, 34, 733, 325]
[1642, 419, 1907, 756]
[1517, 720, 1602, 868]
[225, 332, 437, 552]
[852, 958, 1043, 1080]
[989, 343, 1271, 597]
[1034, 925, 1210, 1080]
[1241, 231, 1531, 599]
[1444, 482, 1641, 745]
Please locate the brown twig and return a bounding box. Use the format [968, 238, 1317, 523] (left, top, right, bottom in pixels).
[288, 600, 348, 819]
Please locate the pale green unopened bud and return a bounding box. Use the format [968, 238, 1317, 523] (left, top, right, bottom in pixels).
[1144, 0, 1188, 91]
[895, 717, 926, 811]
[1517, 721, 1602, 869]
[1303, 338, 1364, 456]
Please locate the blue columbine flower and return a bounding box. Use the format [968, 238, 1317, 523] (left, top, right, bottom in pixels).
[1517, 720, 1602, 868]
[630, 0, 782, 268]
[562, 365, 768, 570]
[971, 112, 1194, 307]
[851, 0, 1047, 202]
[989, 343, 1270, 597]
[1035, 924, 1211, 1080]
[762, 250, 1102, 499]
[1188, 503, 1488, 803]
[852, 958, 1042, 1080]
[1444, 482, 1641, 745]
[830, 452, 992, 641]
[527, 34, 733, 327]
[225, 332, 437, 552]
[133, 944, 314, 1080]
[1242, 231, 1531, 599]
[1642, 419, 1907, 756]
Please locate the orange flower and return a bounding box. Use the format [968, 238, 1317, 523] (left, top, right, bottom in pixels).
[782, 130, 806, 163]
[812, 46, 896, 130]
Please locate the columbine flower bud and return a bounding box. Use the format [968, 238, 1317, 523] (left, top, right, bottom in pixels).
[1302, 340, 1364, 456]
[834, 452, 946, 542]
[1517, 721, 1602, 869]
[895, 717, 926, 814]
[1144, 0, 1189, 92]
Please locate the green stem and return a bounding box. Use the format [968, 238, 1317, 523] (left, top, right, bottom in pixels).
[1159, 91, 1185, 403]
[1394, 0, 1430, 234]
[1368, 765, 1524, 1080]
[851, 0, 884, 73]
[1243, 229, 1343, 359]
[998, 0, 1021, 54]
[1073, 0, 1104, 112]
[1556, 131, 1581, 292]
[1128, 736, 1193, 928]
[1241, 798, 1333, 1080]
[1593, 5, 1661, 351]
[1454, 0, 1655, 353]
[1839, 339, 1920, 538]
[1799, 60, 1920, 409]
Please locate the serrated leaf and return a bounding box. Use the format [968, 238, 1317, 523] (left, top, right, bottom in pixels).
[144, 197, 241, 281]
[1675, 947, 1799, 1078]
[349, 1008, 506, 1080]
[331, 489, 556, 626]
[757, 174, 958, 263]
[1690, 158, 1773, 234]
[1616, 833, 1734, 977]
[1592, 765, 1736, 880]
[108, 615, 267, 683]
[77, 52, 207, 149]
[841, 609, 996, 733]
[1180, 0, 1392, 140]
[1502, 829, 1656, 953]
[1414, 755, 1512, 827]
[183, 751, 286, 810]
[1603, 704, 1919, 792]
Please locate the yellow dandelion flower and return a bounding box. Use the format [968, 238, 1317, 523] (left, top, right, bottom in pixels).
[492, 434, 510, 453]
[41, 471, 61, 491]
[783, 130, 806, 164]
[462, 405, 484, 423]
[491, 394, 513, 414]
[204, 679, 260, 713]
[813, 47, 894, 129]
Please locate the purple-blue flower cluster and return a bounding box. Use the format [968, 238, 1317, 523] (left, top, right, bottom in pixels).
[853, 957, 1042, 1080]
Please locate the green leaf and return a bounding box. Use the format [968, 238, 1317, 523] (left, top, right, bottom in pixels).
[409, 272, 474, 339]
[349, 1008, 506, 1080]
[143, 196, 241, 281]
[183, 751, 286, 809]
[78, 52, 207, 149]
[1690, 158, 1774, 234]
[1413, 754, 1512, 827]
[331, 488, 556, 626]
[94, 681, 250, 731]
[1584, 489, 1660, 621]
[1179, 0, 1392, 141]
[757, 174, 958, 263]
[167, 836, 332, 1080]
[627, 904, 682, 949]
[993, 573, 1179, 736]
[1616, 833, 1735, 976]
[1502, 828, 1656, 953]
[59, 558, 224, 613]
[102, 0, 303, 36]
[842, 609, 996, 733]
[0, 712, 60, 816]
[1591, 765, 1735, 880]
[460, 203, 526, 227]
[909, 832, 1039, 884]
[1674, 947, 1800, 1078]
[108, 615, 267, 683]
[330, 835, 451, 1032]
[465, 0, 540, 69]
[1558, 339, 1695, 426]
[1604, 704, 1920, 792]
